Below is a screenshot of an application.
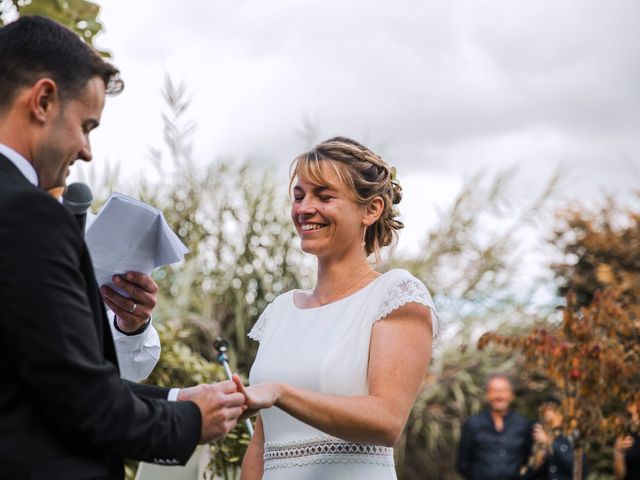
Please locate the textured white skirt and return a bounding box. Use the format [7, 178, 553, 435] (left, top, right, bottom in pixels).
[261, 436, 397, 480]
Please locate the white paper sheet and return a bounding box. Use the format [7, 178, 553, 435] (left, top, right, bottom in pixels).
[86, 192, 189, 291]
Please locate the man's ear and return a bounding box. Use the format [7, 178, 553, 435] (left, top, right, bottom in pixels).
[28, 78, 58, 124]
[363, 196, 384, 227]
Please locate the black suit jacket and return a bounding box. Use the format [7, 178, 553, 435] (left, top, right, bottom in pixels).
[0, 155, 201, 480]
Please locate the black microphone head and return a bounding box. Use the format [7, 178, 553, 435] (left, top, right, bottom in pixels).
[214, 337, 229, 354]
[63, 182, 93, 214]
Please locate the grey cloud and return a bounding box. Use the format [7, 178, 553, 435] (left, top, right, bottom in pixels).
[93, 0, 639, 199]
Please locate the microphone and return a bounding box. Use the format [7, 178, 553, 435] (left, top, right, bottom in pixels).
[63, 182, 93, 235]
[214, 337, 255, 437]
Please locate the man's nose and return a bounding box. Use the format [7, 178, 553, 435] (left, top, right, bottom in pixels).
[78, 139, 92, 162]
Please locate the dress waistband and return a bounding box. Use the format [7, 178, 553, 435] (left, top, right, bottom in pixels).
[263, 436, 395, 470]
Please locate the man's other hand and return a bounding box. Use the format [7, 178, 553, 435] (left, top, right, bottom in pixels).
[100, 271, 158, 332]
[178, 381, 247, 443]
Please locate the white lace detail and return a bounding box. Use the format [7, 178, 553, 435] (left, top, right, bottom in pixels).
[263, 436, 394, 470]
[248, 303, 271, 342]
[374, 277, 439, 337]
[247, 320, 264, 342]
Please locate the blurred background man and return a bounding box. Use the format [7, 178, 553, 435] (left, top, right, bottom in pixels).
[457, 373, 532, 480]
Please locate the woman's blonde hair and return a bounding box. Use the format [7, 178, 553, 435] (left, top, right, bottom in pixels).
[289, 136, 403, 261]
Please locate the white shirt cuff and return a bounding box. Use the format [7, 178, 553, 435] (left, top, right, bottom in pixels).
[168, 388, 180, 402]
[108, 310, 161, 382]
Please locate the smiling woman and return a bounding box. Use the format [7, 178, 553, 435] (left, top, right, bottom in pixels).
[289, 137, 404, 263]
[238, 137, 439, 480]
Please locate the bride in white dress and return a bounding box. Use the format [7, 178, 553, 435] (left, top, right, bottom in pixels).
[237, 137, 439, 480]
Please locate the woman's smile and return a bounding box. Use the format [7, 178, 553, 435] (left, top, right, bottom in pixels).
[299, 222, 328, 232]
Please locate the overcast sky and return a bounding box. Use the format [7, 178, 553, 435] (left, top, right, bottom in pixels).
[72, 0, 640, 254]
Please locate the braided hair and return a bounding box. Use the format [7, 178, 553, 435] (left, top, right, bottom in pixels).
[289, 136, 403, 261]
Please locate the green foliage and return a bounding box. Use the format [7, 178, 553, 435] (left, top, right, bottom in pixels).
[0, 0, 109, 56]
[206, 430, 252, 480]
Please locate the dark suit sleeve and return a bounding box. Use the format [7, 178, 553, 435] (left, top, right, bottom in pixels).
[0, 191, 200, 464]
[126, 381, 171, 399]
[457, 419, 475, 479]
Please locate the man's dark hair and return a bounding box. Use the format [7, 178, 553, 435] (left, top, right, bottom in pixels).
[484, 372, 513, 390]
[0, 15, 123, 110]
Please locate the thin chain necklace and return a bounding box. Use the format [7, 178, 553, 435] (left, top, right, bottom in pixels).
[313, 264, 376, 307]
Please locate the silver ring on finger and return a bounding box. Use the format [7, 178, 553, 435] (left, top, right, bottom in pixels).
[128, 302, 137, 313]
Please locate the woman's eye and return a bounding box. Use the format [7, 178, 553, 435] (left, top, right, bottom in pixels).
[319, 196, 333, 202]
[293, 196, 304, 202]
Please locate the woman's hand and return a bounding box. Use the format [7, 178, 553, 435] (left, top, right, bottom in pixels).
[232, 375, 283, 419]
[532, 423, 551, 447]
[615, 435, 634, 454]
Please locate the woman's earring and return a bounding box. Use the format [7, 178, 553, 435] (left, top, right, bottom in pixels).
[361, 225, 367, 250]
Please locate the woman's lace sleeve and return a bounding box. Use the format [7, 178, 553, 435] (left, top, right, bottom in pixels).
[374, 277, 440, 338]
[248, 303, 272, 342]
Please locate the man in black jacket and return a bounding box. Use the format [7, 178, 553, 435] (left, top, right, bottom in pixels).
[457, 373, 533, 480]
[0, 16, 245, 480]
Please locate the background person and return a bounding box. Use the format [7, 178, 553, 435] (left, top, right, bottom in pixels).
[613, 400, 640, 479]
[522, 397, 587, 480]
[457, 373, 532, 480]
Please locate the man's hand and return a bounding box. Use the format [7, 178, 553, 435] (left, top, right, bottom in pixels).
[178, 381, 247, 443]
[100, 271, 158, 333]
[232, 375, 281, 420]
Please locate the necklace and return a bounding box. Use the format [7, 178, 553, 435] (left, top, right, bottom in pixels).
[313, 265, 376, 307]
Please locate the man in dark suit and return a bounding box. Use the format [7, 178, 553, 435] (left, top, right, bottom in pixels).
[0, 16, 246, 480]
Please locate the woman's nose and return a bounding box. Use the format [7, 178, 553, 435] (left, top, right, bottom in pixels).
[297, 196, 318, 214]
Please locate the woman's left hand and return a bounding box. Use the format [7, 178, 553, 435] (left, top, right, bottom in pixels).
[232, 375, 282, 419]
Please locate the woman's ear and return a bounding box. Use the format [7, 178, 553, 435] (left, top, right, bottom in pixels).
[363, 196, 384, 227]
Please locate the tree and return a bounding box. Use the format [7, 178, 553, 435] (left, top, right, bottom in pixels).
[477, 199, 640, 480]
[479, 289, 639, 480]
[552, 199, 640, 310]
[0, 0, 109, 56]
